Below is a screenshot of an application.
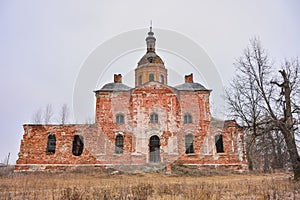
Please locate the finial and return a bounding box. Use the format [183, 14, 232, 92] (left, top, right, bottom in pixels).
[150, 20, 152, 32]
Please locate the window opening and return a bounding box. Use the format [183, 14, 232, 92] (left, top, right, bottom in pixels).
[72, 135, 84, 156]
[47, 134, 56, 154]
[116, 114, 124, 124]
[115, 135, 124, 154]
[184, 114, 193, 124]
[215, 134, 224, 153]
[150, 113, 158, 123]
[149, 74, 154, 81]
[185, 134, 194, 154]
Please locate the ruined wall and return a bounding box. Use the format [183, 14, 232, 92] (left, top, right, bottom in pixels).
[16, 84, 247, 171]
[15, 124, 101, 171]
[176, 119, 247, 170]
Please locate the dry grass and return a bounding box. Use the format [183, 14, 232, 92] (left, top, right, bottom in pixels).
[0, 166, 299, 200]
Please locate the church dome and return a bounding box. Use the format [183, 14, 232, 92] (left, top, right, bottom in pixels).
[137, 25, 165, 67]
[137, 52, 164, 66]
[135, 25, 168, 86]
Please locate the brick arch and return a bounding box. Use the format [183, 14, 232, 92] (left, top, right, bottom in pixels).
[149, 135, 161, 163]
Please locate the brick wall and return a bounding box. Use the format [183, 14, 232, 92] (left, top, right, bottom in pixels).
[15, 124, 101, 170]
[16, 83, 247, 171]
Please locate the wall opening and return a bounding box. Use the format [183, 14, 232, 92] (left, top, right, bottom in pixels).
[185, 134, 194, 154]
[116, 114, 124, 124]
[47, 134, 56, 154]
[72, 135, 84, 156]
[149, 135, 160, 162]
[184, 114, 193, 124]
[115, 134, 124, 154]
[215, 134, 224, 153]
[149, 73, 154, 81]
[138, 74, 142, 86]
[150, 113, 158, 123]
[160, 74, 164, 84]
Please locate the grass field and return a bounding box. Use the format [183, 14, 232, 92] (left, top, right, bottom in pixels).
[0, 166, 299, 200]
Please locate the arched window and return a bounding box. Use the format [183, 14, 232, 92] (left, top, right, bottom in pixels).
[149, 73, 154, 81]
[149, 135, 160, 162]
[150, 113, 158, 123]
[184, 114, 193, 124]
[47, 134, 56, 154]
[215, 134, 224, 153]
[72, 135, 84, 156]
[116, 114, 124, 124]
[138, 75, 142, 86]
[160, 75, 164, 84]
[115, 135, 124, 154]
[185, 134, 194, 154]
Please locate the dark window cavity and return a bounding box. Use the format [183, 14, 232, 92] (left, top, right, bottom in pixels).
[215, 134, 224, 153]
[150, 113, 158, 123]
[115, 135, 124, 154]
[160, 75, 164, 84]
[149, 73, 154, 81]
[185, 134, 194, 154]
[47, 134, 56, 154]
[116, 114, 125, 124]
[184, 114, 193, 124]
[149, 57, 153, 63]
[149, 135, 160, 162]
[72, 135, 84, 156]
[138, 75, 142, 85]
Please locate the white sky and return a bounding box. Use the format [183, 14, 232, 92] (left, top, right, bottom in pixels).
[0, 0, 299, 164]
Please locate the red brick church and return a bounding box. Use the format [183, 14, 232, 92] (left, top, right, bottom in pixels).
[16, 27, 247, 171]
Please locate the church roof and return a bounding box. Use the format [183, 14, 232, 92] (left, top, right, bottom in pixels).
[174, 82, 209, 91]
[97, 82, 132, 92]
[137, 52, 164, 66]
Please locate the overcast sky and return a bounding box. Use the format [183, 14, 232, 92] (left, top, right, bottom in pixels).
[0, 1, 299, 164]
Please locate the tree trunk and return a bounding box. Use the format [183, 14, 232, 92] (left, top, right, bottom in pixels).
[279, 69, 300, 180]
[246, 136, 255, 171]
[282, 129, 300, 180]
[247, 149, 254, 171]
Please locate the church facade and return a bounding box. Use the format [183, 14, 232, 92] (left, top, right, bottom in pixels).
[16, 27, 247, 171]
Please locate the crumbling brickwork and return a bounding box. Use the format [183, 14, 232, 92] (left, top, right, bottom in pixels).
[15, 124, 101, 171]
[16, 27, 247, 171]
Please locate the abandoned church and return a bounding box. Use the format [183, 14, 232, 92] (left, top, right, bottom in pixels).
[16, 27, 247, 171]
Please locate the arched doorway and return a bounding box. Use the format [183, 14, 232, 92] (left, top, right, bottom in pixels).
[149, 135, 160, 163]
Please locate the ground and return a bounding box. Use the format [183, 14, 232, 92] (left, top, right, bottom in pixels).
[0, 166, 299, 200]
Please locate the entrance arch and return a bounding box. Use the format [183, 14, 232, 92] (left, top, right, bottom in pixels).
[149, 135, 160, 163]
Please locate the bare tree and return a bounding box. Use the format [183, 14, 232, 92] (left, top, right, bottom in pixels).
[32, 108, 43, 124]
[44, 104, 53, 124]
[1, 153, 10, 166]
[226, 38, 300, 180]
[225, 40, 268, 170]
[270, 59, 300, 179]
[59, 104, 69, 124]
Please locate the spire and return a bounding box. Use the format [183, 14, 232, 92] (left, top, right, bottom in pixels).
[146, 21, 156, 52]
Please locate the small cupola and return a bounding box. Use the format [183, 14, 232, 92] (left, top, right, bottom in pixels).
[135, 24, 168, 87]
[146, 26, 156, 52]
